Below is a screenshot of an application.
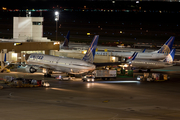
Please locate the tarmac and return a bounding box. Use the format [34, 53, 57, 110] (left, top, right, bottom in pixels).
[0, 67, 180, 120]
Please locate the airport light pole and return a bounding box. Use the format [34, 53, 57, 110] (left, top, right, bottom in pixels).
[55, 11, 59, 41]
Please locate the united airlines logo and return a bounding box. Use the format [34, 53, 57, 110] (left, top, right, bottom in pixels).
[82, 36, 98, 63]
[159, 37, 174, 55]
[30, 55, 44, 60]
[83, 49, 94, 63]
[158, 45, 170, 55]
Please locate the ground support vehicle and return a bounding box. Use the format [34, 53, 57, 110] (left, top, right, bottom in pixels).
[93, 70, 117, 80]
[55, 75, 75, 81]
[82, 75, 95, 82]
[136, 73, 170, 82]
[82, 70, 117, 81]
[4, 77, 50, 87]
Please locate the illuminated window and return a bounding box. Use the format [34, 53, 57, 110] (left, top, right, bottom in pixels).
[33, 22, 42, 25]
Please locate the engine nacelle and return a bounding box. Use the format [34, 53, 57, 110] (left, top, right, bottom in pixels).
[25, 66, 37, 73]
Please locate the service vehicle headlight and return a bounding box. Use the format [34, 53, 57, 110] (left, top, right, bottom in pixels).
[92, 79, 94, 81]
[87, 79, 90, 81]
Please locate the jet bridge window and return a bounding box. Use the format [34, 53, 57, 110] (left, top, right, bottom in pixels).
[33, 22, 43, 25]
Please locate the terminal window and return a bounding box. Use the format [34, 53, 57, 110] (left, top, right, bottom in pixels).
[32, 22, 43, 25]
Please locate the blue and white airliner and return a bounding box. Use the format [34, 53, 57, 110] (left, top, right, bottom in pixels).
[96, 36, 175, 60]
[25, 35, 99, 77]
[129, 48, 176, 71]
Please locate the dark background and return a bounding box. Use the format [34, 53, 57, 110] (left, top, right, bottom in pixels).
[0, 0, 180, 46]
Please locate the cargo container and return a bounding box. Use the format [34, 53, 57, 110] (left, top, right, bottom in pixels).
[82, 70, 117, 81]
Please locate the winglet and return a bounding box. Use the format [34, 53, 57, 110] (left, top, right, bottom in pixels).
[157, 36, 175, 54]
[82, 35, 99, 63]
[163, 49, 176, 63]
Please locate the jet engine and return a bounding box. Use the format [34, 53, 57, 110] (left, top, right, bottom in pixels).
[25, 66, 37, 73]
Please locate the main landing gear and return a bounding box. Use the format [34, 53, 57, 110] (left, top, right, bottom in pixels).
[43, 68, 52, 77]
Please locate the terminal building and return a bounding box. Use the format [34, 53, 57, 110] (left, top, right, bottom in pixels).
[0, 16, 120, 65]
[13, 17, 51, 42]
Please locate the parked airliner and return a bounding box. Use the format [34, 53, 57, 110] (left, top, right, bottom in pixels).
[129, 48, 176, 71]
[96, 36, 175, 60]
[25, 35, 99, 77]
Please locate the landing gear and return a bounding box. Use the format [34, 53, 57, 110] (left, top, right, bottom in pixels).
[44, 74, 51, 77]
[43, 68, 52, 77]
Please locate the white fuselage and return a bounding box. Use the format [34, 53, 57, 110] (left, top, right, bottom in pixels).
[131, 60, 173, 69]
[96, 52, 167, 60]
[27, 54, 96, 74]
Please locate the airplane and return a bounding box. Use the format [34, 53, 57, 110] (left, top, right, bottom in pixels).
[96, 36, 175, 60]
[128, 48, 176, 72]
[25, 35, 99, 77]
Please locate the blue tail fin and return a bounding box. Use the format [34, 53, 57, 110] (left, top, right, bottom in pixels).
[62, 31, 70, 47]
[4, 53, 6, 62]
[142, 48, 146, 53]
[127, 52, 138, 63]
[163, 49, 176, 63]
[131, 52, 138, 61]
[82, 35, 99, 63]
[157, 36, 175, 54]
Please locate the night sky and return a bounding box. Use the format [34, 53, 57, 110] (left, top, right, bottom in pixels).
[1, 0, 180, 44]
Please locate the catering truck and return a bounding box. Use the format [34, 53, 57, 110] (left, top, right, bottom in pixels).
[82, 70, 117, 82]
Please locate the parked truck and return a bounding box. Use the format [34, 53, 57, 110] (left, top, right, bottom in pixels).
[82, 70, 117, 82]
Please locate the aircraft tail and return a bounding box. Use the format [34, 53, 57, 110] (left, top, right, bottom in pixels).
[126, 52, 138, 63]
[4, 53, 6, 62]
[82, 35, 99, 63]
[60, 31, 70, 49]
[142, 48, 146, 53]
[131, 52, 138, 61]
[163, 49, 176, 63]
[153, 36, 175, 54]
